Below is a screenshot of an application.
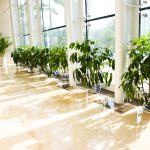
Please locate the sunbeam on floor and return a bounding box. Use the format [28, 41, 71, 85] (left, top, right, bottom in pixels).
[0, 66, 150, 150]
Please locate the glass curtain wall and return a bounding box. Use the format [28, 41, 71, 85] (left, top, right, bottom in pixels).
[84, 0, 115, 86]
[18, 0, 29, 45]
[140, 0, 150, 35]
[84, 0, 115, 52]
[40, 0, 66, 47]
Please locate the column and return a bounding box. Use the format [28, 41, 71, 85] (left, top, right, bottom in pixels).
[115, 0, 125, 104]
[65, 0, 84, 86]
[115, 0, 139, 104]
[9, 0, 21, 47]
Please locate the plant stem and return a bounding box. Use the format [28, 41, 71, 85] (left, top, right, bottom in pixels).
[149, 78, 150, 94]
[142, 82, 145, 94]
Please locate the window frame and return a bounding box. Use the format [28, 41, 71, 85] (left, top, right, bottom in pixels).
[139, 0, 150, 35]
[84, 0, 115, 39]
[40, 0, 66, 47]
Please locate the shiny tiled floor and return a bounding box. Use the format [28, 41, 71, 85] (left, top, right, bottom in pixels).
[0, 66, 150, 150]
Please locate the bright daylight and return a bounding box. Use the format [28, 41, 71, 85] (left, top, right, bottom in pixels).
[0, 0, 150, 150]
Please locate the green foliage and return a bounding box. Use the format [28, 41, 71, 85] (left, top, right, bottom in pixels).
[11, 46, 41, 71]
[0, 33, 11, 56]
[38, 47, 50, 74]
[120, 34, 150, 107]
[11, 45, 68, 76]
[69, 40, 114, 87]
[49, 46, 68, 75]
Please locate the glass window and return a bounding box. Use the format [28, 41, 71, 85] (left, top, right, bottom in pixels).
[85, 0, 115, 51]
[41, 0, 66, 47]
[23, 35, 29, 45]
[41, 0, 51, 29]
[87, 17, 115, 51]
[18, 0, 29, 46]
[43, 27, 66, 47]
[86, 0, 115, 19]
[84, 0, 115, 86]
[21, 35, 29, 45]
[141, 10, 150, 35]
[140, 0, 150, 35]
[140, 0, 150, 8]
[51, 0, 65, 27]
[19, 5, 28, 35]
[41, 0, 65, 29]
[18, 0, 26, 6]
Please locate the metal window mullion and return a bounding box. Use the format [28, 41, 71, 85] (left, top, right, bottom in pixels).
[140, 6, 150, 11]
[43, 25, 66, 32]
[86, 14, 115, 22]
[85, 0, 88, 39]
[19, 2, 27, 9]
[139, 0, 141, 35]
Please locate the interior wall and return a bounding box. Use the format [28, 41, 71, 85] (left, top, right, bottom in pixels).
[0, 0, 14, 65]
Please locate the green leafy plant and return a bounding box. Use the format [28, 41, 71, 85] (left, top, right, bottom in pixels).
[11, 45, 68, 76]
[11, 46, 49, 72]
[69, 40, 115, 87]
[49, 46, 68, 76]
[120, 34, 150, 109]
[38, 47, 50, 74]
[0, 33, 11, 56]
[11, 46, 29, 66]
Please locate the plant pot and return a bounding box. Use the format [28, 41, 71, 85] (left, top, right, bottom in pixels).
[53, 71, 59, 76]
[31, 68, 39, 73]
[92, 84, 101, 93]
[143, 103, 150, 112]
[62, 73, 69, 81]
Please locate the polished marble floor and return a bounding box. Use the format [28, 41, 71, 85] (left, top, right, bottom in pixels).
[0, 66, 150, 150]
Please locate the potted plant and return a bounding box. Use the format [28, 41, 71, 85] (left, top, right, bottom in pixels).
[38, 47, 50, 75]
[49, 46, 68, 78]
[11, 45, 68, 78]
[0, 33, 11, 65]
[11, 46, 39, 72]
[11, 46, 37, 72]
[120, 34, 150, 111]
[69, 40, 115, 90]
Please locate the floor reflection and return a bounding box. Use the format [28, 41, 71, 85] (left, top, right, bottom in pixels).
[0, 66, 150, 150]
